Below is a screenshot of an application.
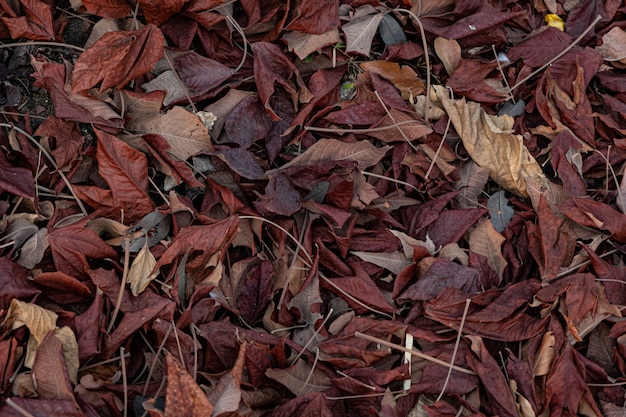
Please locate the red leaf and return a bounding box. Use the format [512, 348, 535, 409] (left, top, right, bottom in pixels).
[0, 0, 55, 40]
[32, 332, 75, 401]
[47, 224, 118, 279]
[0, 151, 36, 200]
[164, 354, 214, 416]
[0, 398, 87, 416]
[138, 0, 185, 26]
[71, 24, 164, 92]
[0, 258, 39, 311]
[252, 42, 312, 120]
[74, 129, 155, 223]
[236, 259, 274, 325]
[82, 0, 132, 19]
[558, 197, 626, 242]
[34, 271, 92, 304]
[285, 0, 339, 34]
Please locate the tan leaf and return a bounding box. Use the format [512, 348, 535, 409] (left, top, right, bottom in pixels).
[121, 91, 212, 160]
[265, 359, 332, 396]
[434, 37, 461, 75]
[142, 70, 188, 106]
[283, 29, 342, 60]
[360, 61, 425, 99]
[164, 354, 214, 417]
[441, 94, 550, 198]
[351, 250, 413, 275]
[367, 109, 432, 144]
[342, 11, 384, 56]
[532, 331, 555, 377]
[468, 218, 507, 280]
[128, 240, 159, 296]
[277, 138, 390, 172]
[389, 230, 436, 258]
[2, 299, 57, 368]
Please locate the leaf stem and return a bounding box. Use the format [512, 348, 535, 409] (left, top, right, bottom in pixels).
[106, 237, 131, 335]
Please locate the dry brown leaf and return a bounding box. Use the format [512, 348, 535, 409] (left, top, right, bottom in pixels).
[441, 94, 550, 198]
[121, 91, 212, 160]
[1, 299, 58, 368]
[360, 61, 425, 99]
[128, 240, 159, 296]
[283, 29, 342, 60]
[32, 330, 75, 401]
[434, 37, 461, 75]
[468, 218, 508, 281]
[532, 331, 555, 377]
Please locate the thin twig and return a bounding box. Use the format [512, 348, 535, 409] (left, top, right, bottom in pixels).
[510, 15, 603, 91]
[5, 399, 36, 417]
[304, 119, 427, 134]
[361, 171, 420, 192]
[120, 347, 128, 417]
[142, 322, 173, 396]
[374, 90, 417, 151]
[436, 299, 471, 401]
[354, 332, 476, 375]
[290, 308, 334, 365]
[106, 237, 131, 335]
[0, 41, 85, 52]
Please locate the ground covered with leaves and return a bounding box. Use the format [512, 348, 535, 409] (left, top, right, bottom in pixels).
[2, 0, 626, 416]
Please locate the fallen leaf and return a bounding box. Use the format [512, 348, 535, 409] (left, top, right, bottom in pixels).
[121, 90, 213, 160]
[277, 138, 390, 172]
[488, 190, 514, 233]
[1, 0, 55, 40]
[360, 61, 425, 99]
[32, 330, 75, 401]
[468, 218, 508, 281]
[342, 9, 383, 56]
[128, 240, 159, 296]
[351, 250, 412, 275]
[72, 24, 164, 92]
[265, 359, 332, 396]
[164, 354, 214, 416]
[441, 94, 551, 198]
[283, 29, 342, 60]
[434, 37, 461, 75]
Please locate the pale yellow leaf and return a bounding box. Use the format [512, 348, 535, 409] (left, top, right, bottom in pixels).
[468, 218, 507, 281]
[128, 240, 159, 296]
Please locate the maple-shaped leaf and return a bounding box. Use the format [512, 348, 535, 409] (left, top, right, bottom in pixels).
[82, 0, 131, 19]
[164, 354, 214, 416]
[0, 0, 55, 40]
[72, 24, 164, 93]
[74, 129, 155, 223]
[252, 42, 312, 120]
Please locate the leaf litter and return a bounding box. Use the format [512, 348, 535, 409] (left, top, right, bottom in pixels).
[1, 1, 626, 416]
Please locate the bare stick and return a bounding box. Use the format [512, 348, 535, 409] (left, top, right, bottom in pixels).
[121, 347, 128, 417]
[510, 15, 603, 92]
[5, 399, 36, 417]
[354, 332, 476, 375]
[436, 299, 471, 401]
[106, 237, 131, 335]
